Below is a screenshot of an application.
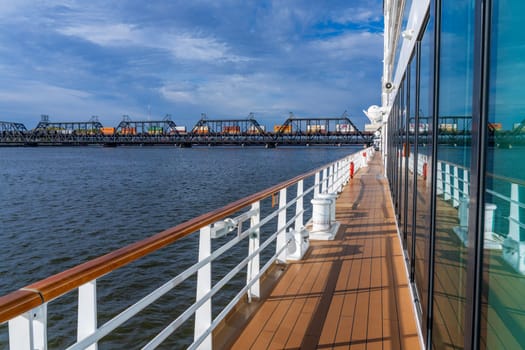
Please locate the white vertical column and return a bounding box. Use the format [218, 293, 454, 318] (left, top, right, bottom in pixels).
[9, 303, 47, 350]
[337, 161, 343, 191]
[195, 225, 212, 349]
[33, 304, 47, 350]
[9, 305, 48, 350]
[78, 281, 97, 350]
[322, 168, 328, 193]
[344, 158, 349, 183]
[247, 201, 261, 301]
[444, 163, 451, 201]
[437, 161, 443, 195]
[334, 162, 339, 192]
[9, 313, 32, 350]
[453, 166, 460, 207]
[295, 180, 304, 231]
[276, 188, 287, 263]
[314, 172, 320, 197]
[463, 169, 470, 198]
[328, 165, 333, 193]
[509, 183, 520, 242]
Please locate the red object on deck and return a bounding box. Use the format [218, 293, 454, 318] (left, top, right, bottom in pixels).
[350, 162, 355, 179]
[423, 163, 428, 180]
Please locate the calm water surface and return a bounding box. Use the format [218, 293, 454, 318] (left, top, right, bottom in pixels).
[0, 146, 359, 349]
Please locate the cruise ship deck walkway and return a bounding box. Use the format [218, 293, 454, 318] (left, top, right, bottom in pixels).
[228, 153, 421, 349]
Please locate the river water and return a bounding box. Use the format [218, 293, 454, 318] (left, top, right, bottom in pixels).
[0, 145, 359, 349]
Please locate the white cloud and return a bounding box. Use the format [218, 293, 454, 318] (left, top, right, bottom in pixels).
[167, 34, 248, 62]
[333, 8, 382, 24]
[312, 31, 383, 59]
[58, 23, 137, 46]
[0, 80, 141, 125]
[57, 23, 249, 63]
[158, 72, 376, 125]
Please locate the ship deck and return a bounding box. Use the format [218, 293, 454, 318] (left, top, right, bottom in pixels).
[215, 153, 422, 349]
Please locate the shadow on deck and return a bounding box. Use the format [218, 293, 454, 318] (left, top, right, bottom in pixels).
[214, 154, 422, 350]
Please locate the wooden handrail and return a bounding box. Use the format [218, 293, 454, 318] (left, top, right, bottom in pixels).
[0, 153, 355, 324]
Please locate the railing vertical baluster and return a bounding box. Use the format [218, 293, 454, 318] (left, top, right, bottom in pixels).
[295, 180, 304, 230]
[444, 163, 451, 201]
[328, 165, 333, 193]
[437, 161, 443, 195]
[247, 201, 261, 301]
[276, 188, 287, 262]
[334, 162, 338, 192]
[78, 281, 97, 350]
[509, 183, 520, 242]
[338, 160, 344, 190]
[462, 168, 469, 199]
[9, 312, 33, 350]
[343, 158, 349, 184]
[314, 172, 320, 197]
[195, 225, 212, 349]
[33, 304, 47, 350]
[9, 304, 47, 350]
[322, 168, 328, 193]
[336, 162, 340, 188]
[453, 166, 460, 207]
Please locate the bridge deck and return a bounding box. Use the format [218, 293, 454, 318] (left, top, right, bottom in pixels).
[219, 153, 421, 349]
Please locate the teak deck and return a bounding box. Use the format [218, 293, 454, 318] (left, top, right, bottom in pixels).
[219, 153, 421, 349]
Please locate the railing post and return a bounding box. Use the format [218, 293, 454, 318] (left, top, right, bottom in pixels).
[295, 180, 304, 231]
[195, 225, 212, 349]
[9, 312, 33, 350]
[33, 304, 47, 350]
[338, 161, 345, 190]
[314, 172, 320, 197]
[437, 161, 443, 195]
[444, 163, 451, 201]
[9, 304, 47, 350]
[276, 188, 287, 262]
[322, 168, 328, 193]
[334, 162, 339, 192]
[463, 169, 469, 198]
[328, 165, 333, 193]
[509, 183, 520, 242]
[343, 158, 349, 184]
[453, 166, 460, 207]
[78, 281, 97, 350]
[247, 201, 261, 301]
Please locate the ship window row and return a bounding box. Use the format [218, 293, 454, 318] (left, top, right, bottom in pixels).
[385, 0, 525, 349]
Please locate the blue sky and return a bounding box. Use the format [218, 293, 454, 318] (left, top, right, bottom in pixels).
[0, 1, 384, 129]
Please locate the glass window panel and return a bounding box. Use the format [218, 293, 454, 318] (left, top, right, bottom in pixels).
[432, 0, 475, 349]
[414, 16, 434, 338]
[482, 0, 525, 348]
[400, 80, 408, 241]
[405, 56, 417, 258]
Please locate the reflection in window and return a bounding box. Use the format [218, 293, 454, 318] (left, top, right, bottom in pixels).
[482, 0, 525, 348]
[432, 0, 474, 349]
[413, 17, 433, 341]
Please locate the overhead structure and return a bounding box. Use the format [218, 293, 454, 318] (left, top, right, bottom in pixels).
[0, 121, 29, 144]
[189, 113, 268, 145]
[0, 112, 374, 146]
[34, 115, 104, 135]
[273, 111, 373, 145]
[116, 114, 181, 136]
[0, 121, 28, 134]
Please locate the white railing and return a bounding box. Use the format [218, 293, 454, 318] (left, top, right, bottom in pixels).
[435, 159, 525, 274]
[1, 147, 375, 350]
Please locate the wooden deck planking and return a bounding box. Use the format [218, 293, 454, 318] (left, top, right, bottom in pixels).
[228, 154, 421, 350]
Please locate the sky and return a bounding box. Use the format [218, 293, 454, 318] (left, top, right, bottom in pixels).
[0, 1, 384, 130]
